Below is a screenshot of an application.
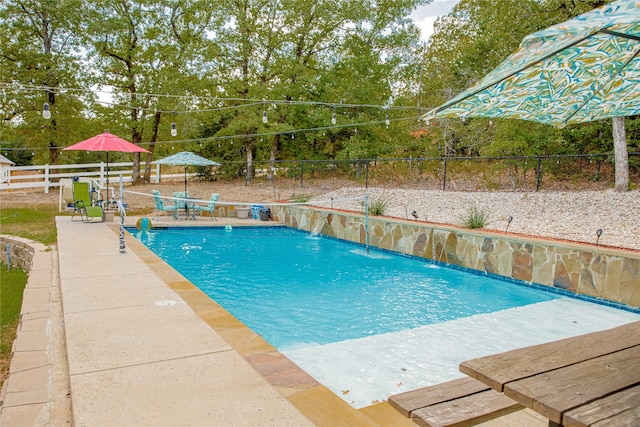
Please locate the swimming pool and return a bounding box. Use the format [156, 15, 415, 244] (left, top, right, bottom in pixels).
[133, 226, 640, 407]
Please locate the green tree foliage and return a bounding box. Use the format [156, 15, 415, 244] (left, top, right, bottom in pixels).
[419, 0, 639, 169]
[80, 0, 220, 182]
[0, 0, 90, 164]
[2, 0, 637, 179]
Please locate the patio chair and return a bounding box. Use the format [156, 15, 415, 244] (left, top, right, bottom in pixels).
[71, 181, 104, 222]
[196, 193, 219, 220]
[151, 190, 178, 219]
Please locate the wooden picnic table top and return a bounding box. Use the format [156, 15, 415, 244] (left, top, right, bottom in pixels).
[459, 321, 640, 427]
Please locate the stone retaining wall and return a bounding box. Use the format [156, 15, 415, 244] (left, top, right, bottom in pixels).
[0, 235, 39, 272]
[271, 206, 640, 309]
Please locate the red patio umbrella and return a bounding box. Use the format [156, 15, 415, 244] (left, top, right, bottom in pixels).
[63, 130, 150, 207]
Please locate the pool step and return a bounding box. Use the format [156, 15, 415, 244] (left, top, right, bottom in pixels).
[388, 377, 521, 427]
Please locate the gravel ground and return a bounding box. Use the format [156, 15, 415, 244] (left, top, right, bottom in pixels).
[2, 181, 638, 251]
[308, 187, 640, 251]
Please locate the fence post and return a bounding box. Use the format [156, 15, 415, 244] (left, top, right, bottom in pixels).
[156, 163, 161, 183]
[442, 157, 447, 191]
[44, 164, 50, 194]
[365, 161, 369, 188]
[409, 155, 412, 181]
[299, 160, 304, 188]
[536, 156, 542, 192]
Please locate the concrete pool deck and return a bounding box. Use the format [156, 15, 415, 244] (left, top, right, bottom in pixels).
[1, 215, 548, 426]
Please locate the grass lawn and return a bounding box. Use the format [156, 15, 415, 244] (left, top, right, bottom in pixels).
[0, 205, 58, 387]
[0, 264, 28, 388]
[1, 206, 59, 245]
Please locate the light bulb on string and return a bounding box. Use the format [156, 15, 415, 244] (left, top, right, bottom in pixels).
[385, 114, 390, 128]
[42, 102, 51, 119]
[331, 106, 336, 125]
[262, 109, 268, 124]
[170, 111, 177, 136]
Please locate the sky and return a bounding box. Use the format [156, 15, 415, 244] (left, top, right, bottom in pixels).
[411, 0, 460, 41]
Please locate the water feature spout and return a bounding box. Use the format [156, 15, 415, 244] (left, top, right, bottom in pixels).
[596, 228, 603, 246]
[505, 216, 513, 232]
[365, 193, 370, 253]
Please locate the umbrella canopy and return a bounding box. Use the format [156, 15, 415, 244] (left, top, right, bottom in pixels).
[154, 151, 220, 194]
[63, 130, 150, 206]
[424, 0, 640, 127]
[63, 130, 151, 154]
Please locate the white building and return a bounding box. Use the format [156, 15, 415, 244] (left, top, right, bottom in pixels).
[0, 154, 15, 183]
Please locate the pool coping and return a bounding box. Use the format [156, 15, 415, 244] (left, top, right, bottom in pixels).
[121, 220, 411, 426]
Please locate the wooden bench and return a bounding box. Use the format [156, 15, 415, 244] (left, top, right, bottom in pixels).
[388, 377, 522, 427]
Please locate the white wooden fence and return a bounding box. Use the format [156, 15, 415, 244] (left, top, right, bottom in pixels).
[0, 161, 192, 193]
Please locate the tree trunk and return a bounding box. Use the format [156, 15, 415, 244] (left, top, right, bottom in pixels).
[131, 121, 143, 184]
[245, 138, 254, 186]
[267, 134, 280, 181]
[613, 117, 629, 192]
[144, 111, 162, 183]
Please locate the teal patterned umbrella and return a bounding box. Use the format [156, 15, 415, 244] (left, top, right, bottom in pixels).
[424, 0, 640, 127]
[154, 152, 220, 194]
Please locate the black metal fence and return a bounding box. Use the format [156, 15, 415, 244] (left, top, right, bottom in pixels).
[215, 152, 640, 192]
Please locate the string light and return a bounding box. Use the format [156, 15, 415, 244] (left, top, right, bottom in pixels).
[262, 110, 268, 124]
[170, 111, 178, 136]
[42, 103, 51, 119]
[2, 82, 424, 114]
[385, 113, 390, 128]
[331, 105, 336, 125]
[1, 116, 415, 152]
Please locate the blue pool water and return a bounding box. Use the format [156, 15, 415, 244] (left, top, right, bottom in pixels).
[132, 226, 640, 407]
[134, 227, 557, 348]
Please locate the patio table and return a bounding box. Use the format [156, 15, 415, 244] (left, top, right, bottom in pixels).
[176, 197, 198, 220]
[459, 321, 640, 427]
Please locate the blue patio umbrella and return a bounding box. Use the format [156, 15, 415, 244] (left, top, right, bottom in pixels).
[154, 151, 220, 194]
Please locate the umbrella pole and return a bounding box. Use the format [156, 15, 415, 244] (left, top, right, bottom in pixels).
[105, 152, 110, 211]
[184, 165, 187, 195]
[119, 175, 126, 253]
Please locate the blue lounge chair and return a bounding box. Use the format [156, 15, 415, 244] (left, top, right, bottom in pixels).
[196, 193, 219, 220]
[151, 190, 178, 219]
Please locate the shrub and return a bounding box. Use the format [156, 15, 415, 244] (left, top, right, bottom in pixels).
[366, 196, 389, 216]
[461, 205, 490, 229]
[290, 194, 312, 203]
